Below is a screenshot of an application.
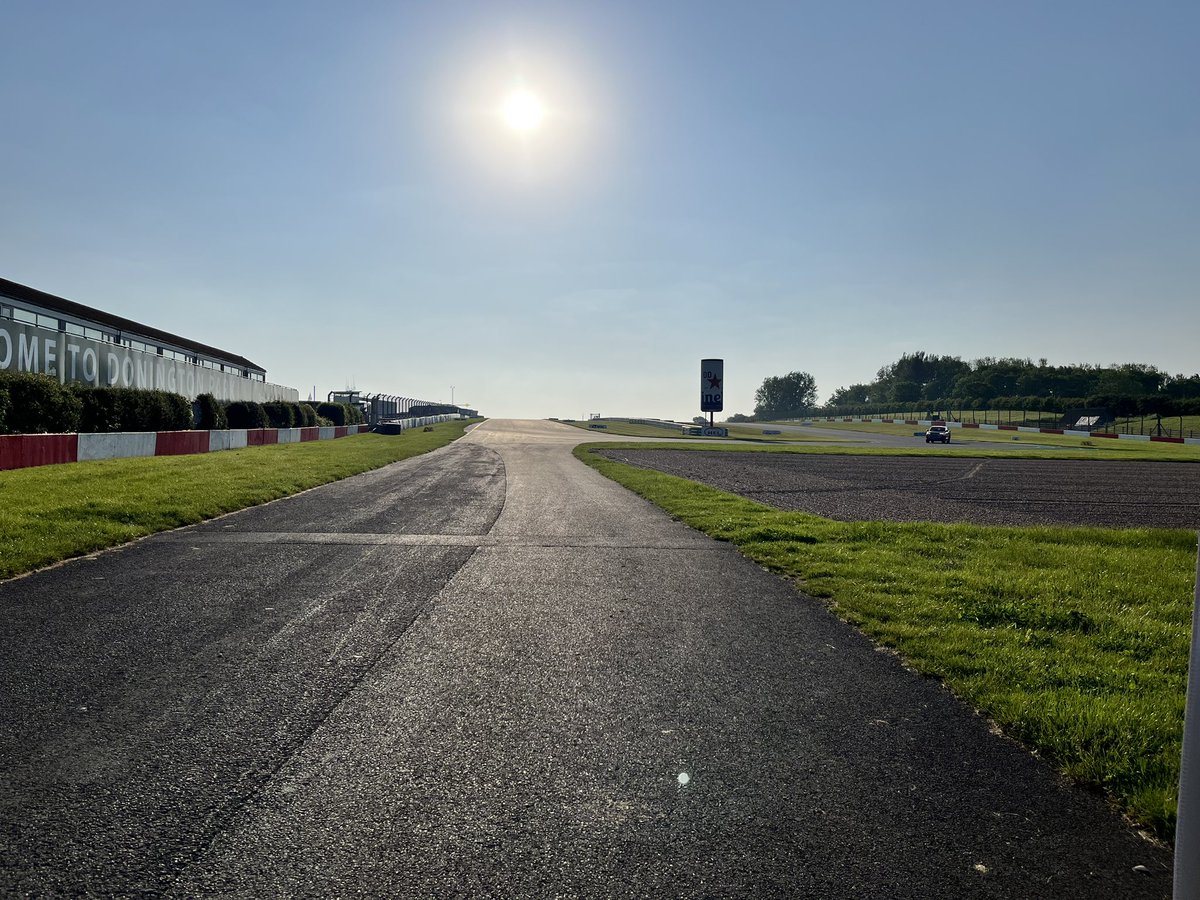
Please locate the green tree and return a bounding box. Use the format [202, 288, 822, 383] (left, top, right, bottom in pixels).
[1165, 373, 1200, 399]
[754, 371, 817, 421]
[891, 380, 921, 404]
[827, 383, 871, 407]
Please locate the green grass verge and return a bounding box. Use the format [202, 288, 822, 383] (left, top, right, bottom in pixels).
[0, 420, 477, 580]
[574, 443, 1198, 840]
[561, 418, 842, 442]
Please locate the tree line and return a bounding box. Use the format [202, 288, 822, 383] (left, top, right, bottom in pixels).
[739, 354, 1200, 421]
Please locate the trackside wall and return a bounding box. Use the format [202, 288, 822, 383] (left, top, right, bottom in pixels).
[0, 424, 374, 472]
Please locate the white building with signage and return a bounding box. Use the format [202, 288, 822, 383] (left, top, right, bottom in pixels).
[0, 277, 298, 403]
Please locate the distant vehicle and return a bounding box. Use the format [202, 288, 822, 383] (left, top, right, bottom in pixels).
[925, 424, 951, 444]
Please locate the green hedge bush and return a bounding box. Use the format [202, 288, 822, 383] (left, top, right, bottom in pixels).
[262, 401, 296, 428]
[195, 393, 228, 430]
[0, 377, 353, 435]
[316, 402, 347, 426]
[225, 401, 269, 429]
[313, 402, 364, 426]
[0, 372, 83, 434]
[71, 386, 192, 433]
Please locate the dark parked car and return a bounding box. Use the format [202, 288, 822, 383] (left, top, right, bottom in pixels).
[925, 424, 951, 443]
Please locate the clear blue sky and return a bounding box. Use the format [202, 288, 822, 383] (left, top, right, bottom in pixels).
[3, 1, 1196, 419]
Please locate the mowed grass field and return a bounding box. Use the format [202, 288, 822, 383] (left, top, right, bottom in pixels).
[562, 418, 844, 442]
[0, 420, 476, 580]
[576, 441, 1199, 841]
[799, 419, 1200, 461]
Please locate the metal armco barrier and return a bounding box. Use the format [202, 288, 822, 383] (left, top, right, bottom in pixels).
[371, 414, 461, 435]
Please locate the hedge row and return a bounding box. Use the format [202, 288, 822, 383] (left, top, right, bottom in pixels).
[0, 373, 192, 435]
[0, 373, 360, 435]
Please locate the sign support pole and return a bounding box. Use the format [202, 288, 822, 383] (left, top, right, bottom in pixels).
[1176, 533, 1200, 897]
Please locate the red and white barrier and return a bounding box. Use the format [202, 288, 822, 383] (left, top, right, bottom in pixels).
[0, 434, 78, 469]
[0, 424, 373, 472]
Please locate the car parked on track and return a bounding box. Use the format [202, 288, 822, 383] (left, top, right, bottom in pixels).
[925, 424, 951, 443]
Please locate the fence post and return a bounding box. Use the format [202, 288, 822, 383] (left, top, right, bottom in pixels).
[1176, 534, 1200, 897]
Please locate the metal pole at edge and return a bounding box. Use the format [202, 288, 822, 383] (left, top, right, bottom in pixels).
[1175, 534, 1200, 897]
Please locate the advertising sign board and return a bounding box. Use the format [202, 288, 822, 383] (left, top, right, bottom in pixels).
[701, 359, 723, 413]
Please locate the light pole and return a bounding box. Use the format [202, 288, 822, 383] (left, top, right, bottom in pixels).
[451, 385, 455, 406]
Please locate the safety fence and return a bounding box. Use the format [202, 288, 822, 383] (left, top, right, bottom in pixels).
[821, 417, 1200, 446]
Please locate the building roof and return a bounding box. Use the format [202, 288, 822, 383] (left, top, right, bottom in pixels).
[0, 276, 265, 373]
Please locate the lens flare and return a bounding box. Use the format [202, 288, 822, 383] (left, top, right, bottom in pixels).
[502, 89, 545, 132]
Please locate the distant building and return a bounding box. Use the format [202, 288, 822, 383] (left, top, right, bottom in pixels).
[0, 276, 297, 403]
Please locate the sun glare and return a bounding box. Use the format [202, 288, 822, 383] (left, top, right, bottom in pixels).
[502, 89, 545, 133]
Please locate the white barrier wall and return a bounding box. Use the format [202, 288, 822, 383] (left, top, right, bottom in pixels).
[77, 432, 157, 461]
[277, 428, 303, 444]
[208, 430, 249, 452]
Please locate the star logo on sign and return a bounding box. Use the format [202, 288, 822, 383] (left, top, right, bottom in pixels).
[707, 374, 722, 388]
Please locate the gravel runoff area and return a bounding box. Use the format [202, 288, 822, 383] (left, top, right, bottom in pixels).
[594, 449, 1200, 529]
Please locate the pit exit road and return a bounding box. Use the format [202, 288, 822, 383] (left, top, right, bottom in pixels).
[0, 419, 1172, 897]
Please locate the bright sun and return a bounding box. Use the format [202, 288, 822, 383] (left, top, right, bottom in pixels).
[502, 89, 545, 133]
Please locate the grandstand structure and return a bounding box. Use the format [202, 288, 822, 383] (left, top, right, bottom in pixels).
[0, 277, 297, 403]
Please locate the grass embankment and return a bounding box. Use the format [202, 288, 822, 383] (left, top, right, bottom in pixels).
[575, 443, 1198, 840]
[0, 420, 476, 580]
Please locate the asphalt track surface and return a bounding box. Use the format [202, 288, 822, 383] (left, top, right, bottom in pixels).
[0, 420, 1173, 897]
[592, 449, 1200, 529]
